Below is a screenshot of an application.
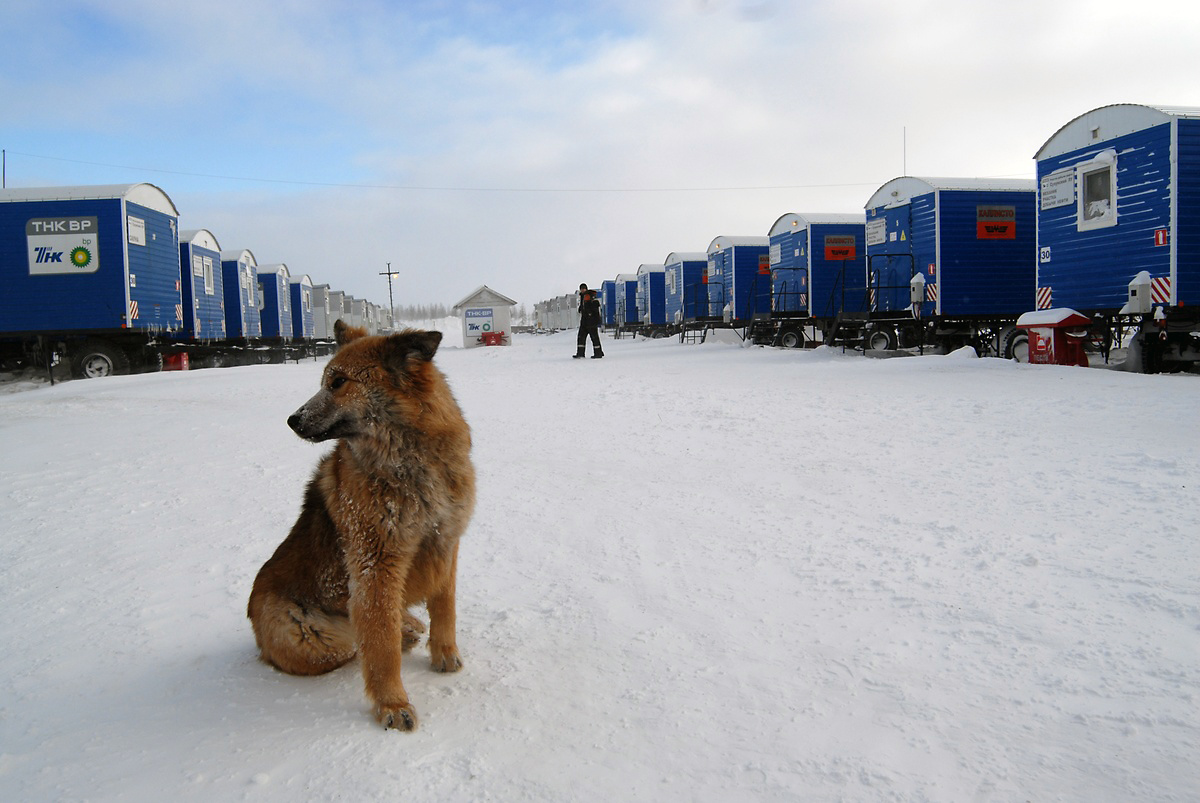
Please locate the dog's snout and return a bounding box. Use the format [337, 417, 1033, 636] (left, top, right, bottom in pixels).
[287, 412, 303, 433]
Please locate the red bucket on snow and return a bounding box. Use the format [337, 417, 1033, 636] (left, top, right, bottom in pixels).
[163, 353, 190, 371]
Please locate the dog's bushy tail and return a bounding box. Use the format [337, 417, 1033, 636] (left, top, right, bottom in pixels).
[248, 592, 429, 676]
[249, 593, 357, 676]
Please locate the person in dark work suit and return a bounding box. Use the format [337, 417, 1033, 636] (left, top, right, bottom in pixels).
[574, 283, 603, 359]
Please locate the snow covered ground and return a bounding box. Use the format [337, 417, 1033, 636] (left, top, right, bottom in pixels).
[1, 327, 1198, 802]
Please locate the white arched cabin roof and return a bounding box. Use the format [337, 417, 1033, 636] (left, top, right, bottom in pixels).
[663, 251, 707, 266]
[866, 177, 1036, 210]
[0, 182, 179, 216]
[1035, 103, 1200, 160]
[706, 235, 769, 255]
[220, 249, 259, 268]
[180, 229, 222, 252]
[769, 212, 866, 237]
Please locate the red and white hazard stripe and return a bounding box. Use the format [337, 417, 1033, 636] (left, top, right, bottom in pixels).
[175, 304, 184, 321]
[129, 301, 139, 320]
[926, 283, 938, 302]
[1036, 286, 1053, 310]
[1151, 276, 1172, 304]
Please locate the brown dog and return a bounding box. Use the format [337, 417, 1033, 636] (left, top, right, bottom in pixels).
[247, 322, 476, 730]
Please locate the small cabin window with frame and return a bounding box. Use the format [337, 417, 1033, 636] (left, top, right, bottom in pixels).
[203, 257, 214, 295]
[243, 265, 256, 308]
[1077, 150, 1118, 232]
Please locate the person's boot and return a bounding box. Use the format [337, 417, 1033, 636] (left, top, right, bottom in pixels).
[591, 350, 604, 359]
[573, 347, 586, 359]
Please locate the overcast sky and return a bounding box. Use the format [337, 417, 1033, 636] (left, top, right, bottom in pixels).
[3, 0, 1197, 310]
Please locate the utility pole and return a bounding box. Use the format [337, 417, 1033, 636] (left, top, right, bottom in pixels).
[379, 262, 400, 331]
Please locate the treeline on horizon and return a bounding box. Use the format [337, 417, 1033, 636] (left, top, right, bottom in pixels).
[392, 303, 532, 323]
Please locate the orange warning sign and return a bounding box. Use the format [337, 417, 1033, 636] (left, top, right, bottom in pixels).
[824, 235, 857, 261]
[976, 205, 1016, 239]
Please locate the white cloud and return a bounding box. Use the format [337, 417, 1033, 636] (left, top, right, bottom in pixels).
[4, 0, 1200, 306]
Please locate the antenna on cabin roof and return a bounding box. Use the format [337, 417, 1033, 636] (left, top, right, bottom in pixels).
[903, 127, 907, 176]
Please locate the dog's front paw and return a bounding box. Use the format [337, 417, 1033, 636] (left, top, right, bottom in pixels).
[430, 644, 463, 673]
[374, 701, 419, 731]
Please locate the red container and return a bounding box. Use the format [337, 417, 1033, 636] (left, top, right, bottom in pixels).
[1016, 309, 1090, 367]
[481, 331, 505, 346]
[163, 353, 190, 371]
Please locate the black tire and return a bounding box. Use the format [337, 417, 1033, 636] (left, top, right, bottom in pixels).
[1003, 329, 1029, 362]
[865, 327, 896, 351]
[71, 340, 131, 378]
[1138, 330, 1164, 374]
[780, 329, 804, 349]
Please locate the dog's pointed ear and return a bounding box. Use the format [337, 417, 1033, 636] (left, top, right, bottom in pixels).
[335, 319, 369, 347]
[334, 319, 357, 346]
[382, 330, 442, 371]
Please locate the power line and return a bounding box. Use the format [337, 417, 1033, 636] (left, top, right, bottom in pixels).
[5, 149, 898, 194]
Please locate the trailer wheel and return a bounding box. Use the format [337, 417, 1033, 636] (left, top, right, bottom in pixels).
[865, 327, 896, 351]
[1134, 330, 1166, 374]
[1003, 329, 1029, 362]
[71, 340, 131, 378]
[780, 329, 804, 349]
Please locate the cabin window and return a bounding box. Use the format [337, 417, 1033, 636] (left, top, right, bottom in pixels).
[203, 257, 214, 295]
[243, 266, 256, 308]
[1077, 150, 1117, 232]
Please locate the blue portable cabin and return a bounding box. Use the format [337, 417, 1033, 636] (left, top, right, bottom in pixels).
[768, 213, 867, 320]
[256, 263, 294, 340]
[290, 274, 316, 339]
[636, 263, 668, 327]
[1034, 104, 1200, 315]
[706, 236, 770, 321]
[178, 229, 225, 340]
[663, 252, 707, 324]
[0, 183, 183, 338]
[220, 249, 262, 339]
[599, 279, 617, 327]
[864, 177, 1037, 319]
[615, 273, 639, 326]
